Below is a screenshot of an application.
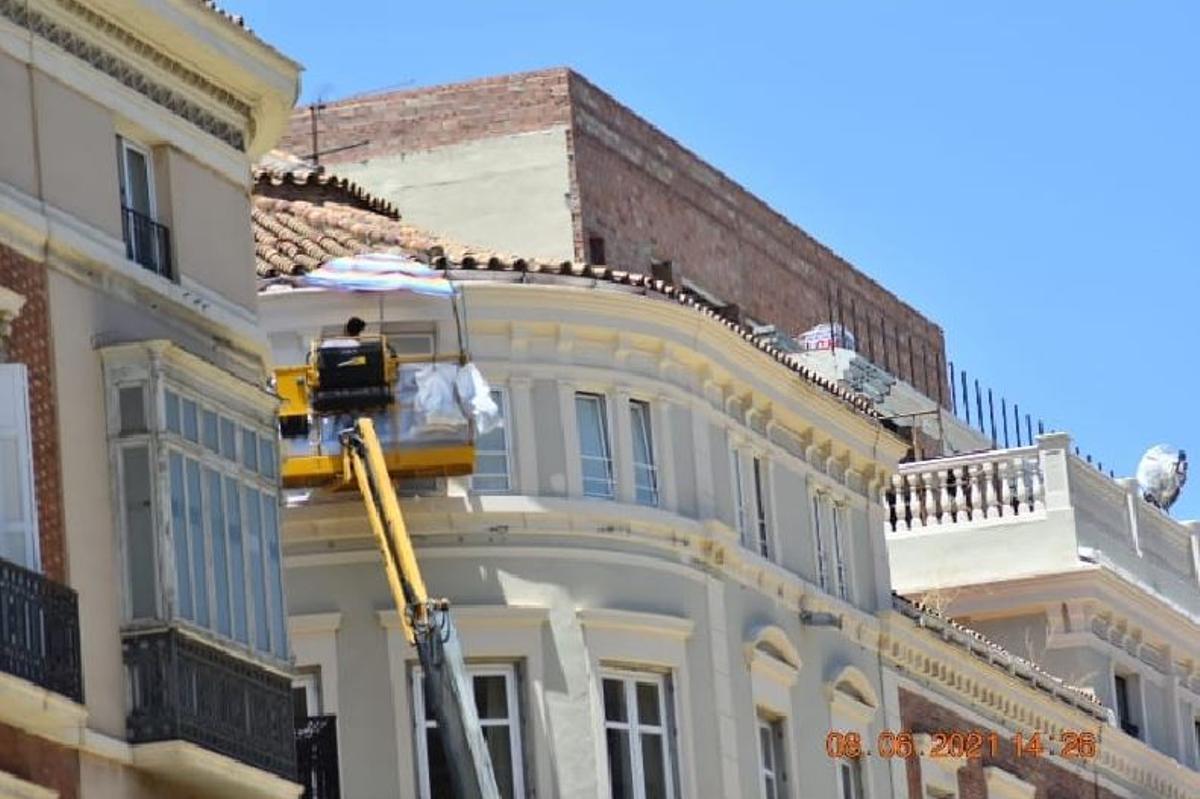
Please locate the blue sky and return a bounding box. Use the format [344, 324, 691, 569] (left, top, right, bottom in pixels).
[228, 1, 1200, 517]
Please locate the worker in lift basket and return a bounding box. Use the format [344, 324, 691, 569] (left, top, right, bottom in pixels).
[320, 316, 367, 348]
[317, 316, 394, 445]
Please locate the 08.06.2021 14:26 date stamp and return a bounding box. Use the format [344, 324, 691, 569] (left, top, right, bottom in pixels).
[825, 730, 1098, 760]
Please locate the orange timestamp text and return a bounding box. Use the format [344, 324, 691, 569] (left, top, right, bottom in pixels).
[825, 730, 1098, 760]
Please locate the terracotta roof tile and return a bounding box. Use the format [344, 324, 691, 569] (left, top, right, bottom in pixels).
[251, 168, 883, 419]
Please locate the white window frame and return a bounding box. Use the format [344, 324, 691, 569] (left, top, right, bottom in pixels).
[412, 664, 525, 799]
[471, 387, 512, 494]
[601, 669, 676, 799]
[105, 352, 288, 663]
[117, 137, 157, 219]
[732, 449, 749, 545]
[837, 758, 865, 799]
[831, 501, 851, 601]
[752, 456, 771, 558]
[576, 392, 615, 499]
[812, 493, 830, 591]
[757, 714, 786, 799]
[293, 670, 321, 717]
[629, 398, 659, 507]
[0, 364, 40, 571]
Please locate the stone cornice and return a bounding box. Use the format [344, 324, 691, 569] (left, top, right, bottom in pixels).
[0, 0, 248, 149]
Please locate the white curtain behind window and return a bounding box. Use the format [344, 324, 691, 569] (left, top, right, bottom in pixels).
[0, 364, 39, 569]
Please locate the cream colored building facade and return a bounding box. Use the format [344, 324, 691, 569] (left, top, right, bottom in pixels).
[252, 169, 1200, 798]
[0, 1, 301, 797]
[887, 435, 1200, 777]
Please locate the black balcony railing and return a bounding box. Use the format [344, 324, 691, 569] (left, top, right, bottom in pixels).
[296, 715, 340, 799]
[0, 556, 83, 703]
[120, 205, 172, 278]
[123, 628, 296, 780]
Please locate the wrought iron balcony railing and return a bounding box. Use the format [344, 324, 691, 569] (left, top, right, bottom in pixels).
[296, 715, 340, 799]
[0, 556, 83, 703]
[120, 205, 172, 279]
[123, 628, 296, 780]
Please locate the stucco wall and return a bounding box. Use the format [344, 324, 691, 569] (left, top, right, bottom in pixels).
[0, 50, 37, 198]
[330, 129, 577, 263]
[165, 150, 258, 312]
[32, 71, 122, 241]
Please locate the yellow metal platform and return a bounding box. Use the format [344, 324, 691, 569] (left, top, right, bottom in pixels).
[281, 443, 475, 488]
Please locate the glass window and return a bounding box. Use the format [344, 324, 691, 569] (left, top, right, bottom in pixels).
[182, 399, 199, 443]
[168, 452, 192, 620]
[812, 494, 830, 591]
[202, 410, 219, 452]
[242, 428, 259, 472]
[472, 389, 511, 494]
[219, 417, 237, 460]
[122, 447, 157, 618]
[576, 393, 614, 499]
[164, 390, 180, 434]
[758, 716, 785, 799]
[732, 450, 748, 546]
[119, 386, 147, 434]
[246, 489, 269, 651]
[752, 457, 770, 558]
[263, 495, 287, 659]
[206, 469, 231, 637]
[413, 666, 525, 799]
[112, 376, 285, 659]
[831, 503, 850, 602]
[226, 478, 249, 645]
[630, 400, 658, 507]
[602, 672, 675, 799]
[186, 459, 209, 628]
[838, 759, 864, 799]
[259, 437, 277, 479]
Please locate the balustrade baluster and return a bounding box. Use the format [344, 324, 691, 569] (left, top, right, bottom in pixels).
[892, 474, 909, 532]
[966, 464, 982, 521]
[938, 469, 952, 525]
[921, 471, 938, 528]
[953, 465, 969, 522]
[980, 461, 997, 519]
[1012, 456, 1029, 514]
[1029, 457, 1045, 511]
[906, 473, 924, 528]
[998, 459, 1014, 517]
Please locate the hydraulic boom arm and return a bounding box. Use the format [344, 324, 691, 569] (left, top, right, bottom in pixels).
[341, 418, 501, 799]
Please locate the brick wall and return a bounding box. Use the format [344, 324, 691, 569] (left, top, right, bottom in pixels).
[275, 69, 572, 165]
[899, 687, 1122, 799]
[0, 721, 79, 799]
[565, 72, 947, 401]
[283, 68, 948, 401]
[0, 245, 66, 582]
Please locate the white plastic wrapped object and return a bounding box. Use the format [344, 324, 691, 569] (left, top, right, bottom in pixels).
[1136, 444, 1188, 512]
[413, 364, 466, 434]
[797, 322, 857, 353]
[455, 363, 503, 436]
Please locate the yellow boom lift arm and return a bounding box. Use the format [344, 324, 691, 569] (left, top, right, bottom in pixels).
[340, 418, 501, 799]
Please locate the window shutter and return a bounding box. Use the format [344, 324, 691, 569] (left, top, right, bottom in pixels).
[0, 363, 39, 569]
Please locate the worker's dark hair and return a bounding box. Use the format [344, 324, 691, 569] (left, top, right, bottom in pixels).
[345, 316, 367, 336]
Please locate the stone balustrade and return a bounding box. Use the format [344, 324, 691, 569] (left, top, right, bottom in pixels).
[886, 445, 1045, 532]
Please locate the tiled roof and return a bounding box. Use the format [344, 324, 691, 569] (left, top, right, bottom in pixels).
[251, 169, 883, 419]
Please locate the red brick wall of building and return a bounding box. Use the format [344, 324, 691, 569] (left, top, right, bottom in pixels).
[899, 687, 1123, 799]
[282, 68, 948, 401]
[0, 722, 79, 799]
[0, 245, 66, 582]
[275, 69, 573, 164]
